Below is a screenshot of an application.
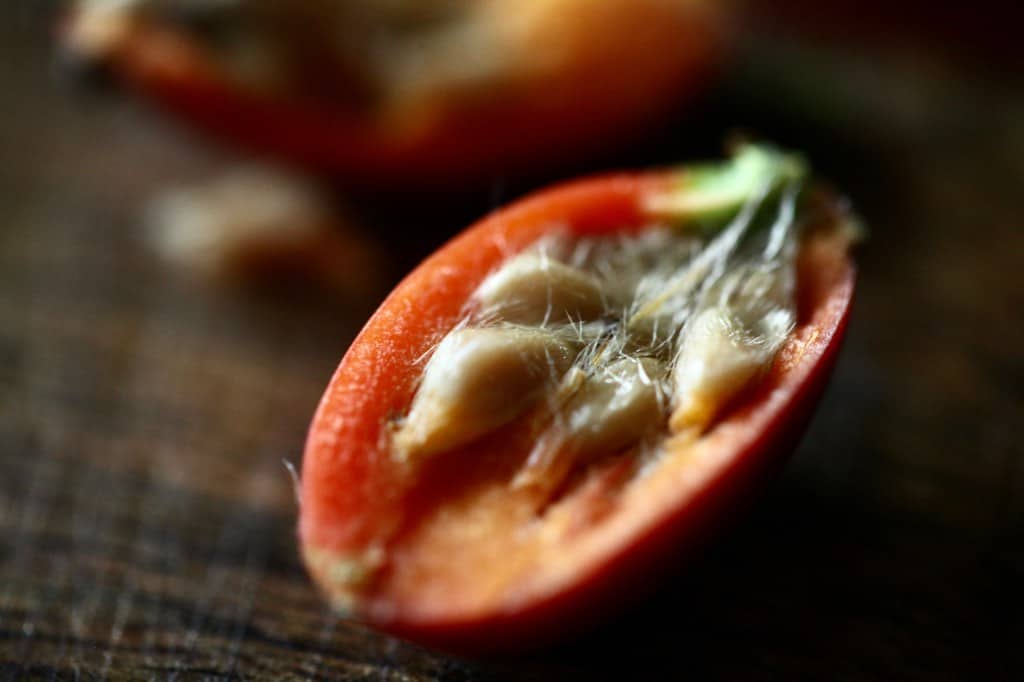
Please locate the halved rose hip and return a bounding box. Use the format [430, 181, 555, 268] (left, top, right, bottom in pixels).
[300, 144, 860, 651]
[60, 0, 724, 187]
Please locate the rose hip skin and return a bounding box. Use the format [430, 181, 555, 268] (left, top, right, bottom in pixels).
[299, 158, 857, 652]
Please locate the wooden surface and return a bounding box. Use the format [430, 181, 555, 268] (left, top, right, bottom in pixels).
[2, 2, 1023, 679]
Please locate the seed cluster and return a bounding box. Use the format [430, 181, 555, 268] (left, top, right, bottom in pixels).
[394, 183, 802, 486]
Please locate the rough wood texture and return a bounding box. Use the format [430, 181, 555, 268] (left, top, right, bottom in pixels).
[2, 2, 1022, 679]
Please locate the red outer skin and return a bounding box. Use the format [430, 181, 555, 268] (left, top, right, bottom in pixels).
[64, 10, 721, 188]
[300, 172, 856, 653]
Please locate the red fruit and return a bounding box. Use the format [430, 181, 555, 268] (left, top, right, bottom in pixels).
[61, 1, 724, 188]
[299, 148, 858, 651]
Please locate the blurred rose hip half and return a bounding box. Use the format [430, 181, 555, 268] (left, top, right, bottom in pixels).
[297, 144, 860, 651]
[61, 0, 725, 187]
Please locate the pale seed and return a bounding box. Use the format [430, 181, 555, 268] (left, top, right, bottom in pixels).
[670, 305, 793, 433]
[514, 357, 665, 491]
[562, 357, 666, 456]
[394, 325, 577, 461]
[473, 253, 606, 325]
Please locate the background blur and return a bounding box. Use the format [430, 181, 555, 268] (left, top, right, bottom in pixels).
[2, 1, 1022, 679]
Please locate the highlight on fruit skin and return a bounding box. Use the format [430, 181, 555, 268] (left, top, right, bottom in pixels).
[299, 143, 860, 652]
[60, 0, 727, 186]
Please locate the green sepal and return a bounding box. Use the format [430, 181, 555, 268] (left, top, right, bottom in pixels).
[645, 144, 808, 234]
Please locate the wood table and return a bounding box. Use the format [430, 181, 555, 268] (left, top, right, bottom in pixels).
[2, 2, 1021, 679]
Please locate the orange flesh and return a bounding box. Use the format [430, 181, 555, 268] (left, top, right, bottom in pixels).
[300, 174, 855, 634]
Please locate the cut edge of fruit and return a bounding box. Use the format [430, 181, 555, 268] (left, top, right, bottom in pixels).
[302, 545, 387, 616]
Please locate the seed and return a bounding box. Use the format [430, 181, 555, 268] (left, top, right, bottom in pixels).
[473, 253, 605, 325]
[562, 357, 666, 455]
[515, 357, 665, 490]
[144, 165, 358, 284]
[394, 325, 577, 461]
[670, 305, 793, 433]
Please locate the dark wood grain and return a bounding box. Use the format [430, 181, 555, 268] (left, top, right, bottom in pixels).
[2, 2, 1023, 679]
